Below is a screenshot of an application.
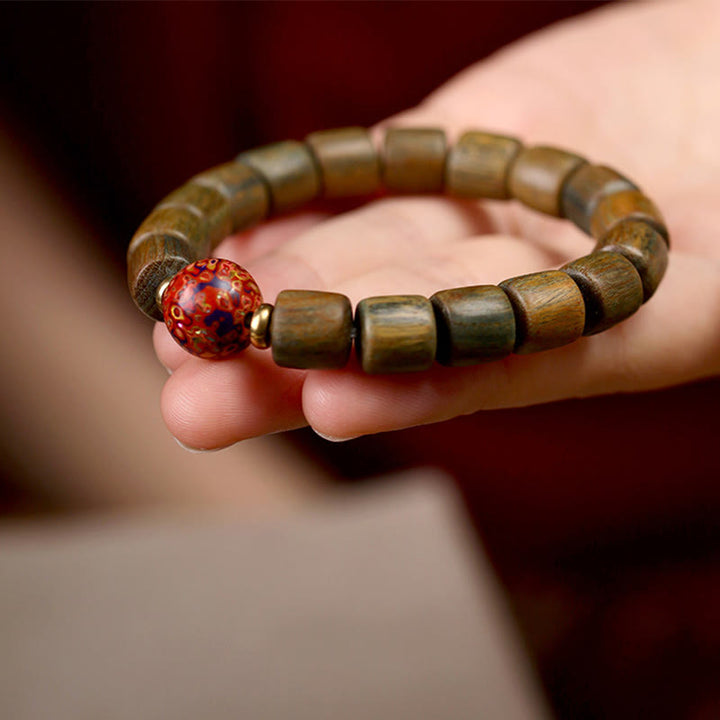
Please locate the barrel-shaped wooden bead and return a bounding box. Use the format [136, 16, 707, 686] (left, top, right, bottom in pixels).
[127, 234, 196, 321]
[431, 286, 515, 366]
[129, 205, 208, 257]
[561, 164, 637, 235]
[445, 131, 522, 199]
[271, 290, 353, 369]
[237, 141, 320, 214]
[355, 296, 436, 374]
[594, 220, 668, 301]
[508, 146, 587, 216]
[157, 182, 232, 248]
[499, 271, 585, 354]
[383, 128, 447, 193]
[128, 205, 207, 320]
[590, 189, 669, 244]
[305, 127, 381, 197]
[190, 162, 269, 237]
[562, 252, 643, 335]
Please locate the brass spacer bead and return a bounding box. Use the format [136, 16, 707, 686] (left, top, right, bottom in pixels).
[250, 303, 274, 349]
[155, 277, 172, 311]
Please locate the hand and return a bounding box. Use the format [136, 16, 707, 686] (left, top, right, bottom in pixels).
[155, 0, 720, 449]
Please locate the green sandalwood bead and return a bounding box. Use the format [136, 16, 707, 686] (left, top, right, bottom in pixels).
[237, 141, 320, 214]
[127, 234, 196, 321]
[562, 252, 643, 335]
[157, 182, 233, 248]
[355, 295, 436, 374]
[561, 164, 637, 235]
[594, 219, 668, 302]
[590, 189, 669, 244]
[500, 271, 585, 354]
[129, 205, 208, 257]
[508, 145, 587, 217]
[431, 286, 516, 366]
[383, 128, 447, 193]
[190, 162, 269, 236]
[305, 127, 381, 197]
[445, 131, 522, 199]
[271, 290, 353, 369]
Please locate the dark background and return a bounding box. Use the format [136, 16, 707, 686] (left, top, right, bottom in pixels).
[1, 2, 719, 718]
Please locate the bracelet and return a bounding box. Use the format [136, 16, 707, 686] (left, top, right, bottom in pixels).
[127, 127, 669, 374]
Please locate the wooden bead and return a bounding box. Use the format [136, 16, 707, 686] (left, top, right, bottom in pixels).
[561, 164, 637, 235]
[355, 296, 436, 374]
[562, 252, 643, 335]
[305, 127, 381, 197]
[383, 128, 447, 193]
[157, 182, 232, 248]
[127, 234, 196, 321]
[128, 205, 207, 321]
[250, 303, 274, 349]
[237, 141, 320, 213]
[191, 162, 269, 236]
[431, 286, 515, 366]
[508, 145, 587, 216]
[499, 271, 585, 354]
[590, 189, 669, 244]
[129, 205, 208, 257]
[594, 220, 668, 301]
[445, 131, 522, 199]
[271, 290, 352, 369]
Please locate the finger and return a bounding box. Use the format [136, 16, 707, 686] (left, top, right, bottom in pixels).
[302, 253, 720, 439]
[157, 194, 501, 445]
[161, 350, 307, 450]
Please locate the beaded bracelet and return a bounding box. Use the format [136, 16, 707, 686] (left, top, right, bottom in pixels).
[127, 127, 669, 374]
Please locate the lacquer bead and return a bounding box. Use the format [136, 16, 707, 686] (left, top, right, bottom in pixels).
[561, 164, 638, 235]
[190, 162, 269, 236]
[237, 141, 320, 213]
[270, 290, 353, 369]
[305, 127, 381, 197]
[383, 128, 447, 193]
[161, 258, 262, 359]
[355, 296, 436, 374]
[431, 286, 516, 366]
[594, 220, 668, 301]
[562, 252, 643, 335]
[508, 146, 587, 217]
[445, 131, 522, 199]
[128, 234, 197, 321]
[590, 189, 669, 244]
[499, 271, 585, 354]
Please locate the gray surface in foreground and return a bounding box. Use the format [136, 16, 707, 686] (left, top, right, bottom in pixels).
[0, 474, 550, 720]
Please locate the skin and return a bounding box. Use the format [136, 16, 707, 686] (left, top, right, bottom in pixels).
[154, 0, 720, 450]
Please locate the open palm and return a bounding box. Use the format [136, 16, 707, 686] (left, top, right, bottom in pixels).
[154, 0, 720, 449]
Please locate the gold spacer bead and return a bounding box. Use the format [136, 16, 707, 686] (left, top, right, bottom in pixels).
[250, 303, 274, 349]
[155, 277, 172, 311]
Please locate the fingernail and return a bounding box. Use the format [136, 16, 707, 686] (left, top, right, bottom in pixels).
[312, 429, 358, 443]
[174, 437, 221, 454]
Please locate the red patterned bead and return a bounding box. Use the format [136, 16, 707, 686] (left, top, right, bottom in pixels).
[161, 258, 262, 359]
